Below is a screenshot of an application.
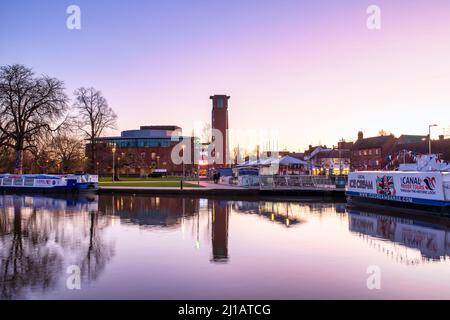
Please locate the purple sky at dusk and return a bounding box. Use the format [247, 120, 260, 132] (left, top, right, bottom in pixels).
[1, 0, 450, 152]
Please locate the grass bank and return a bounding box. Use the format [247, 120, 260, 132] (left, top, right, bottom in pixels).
[99, 177, 202, 188]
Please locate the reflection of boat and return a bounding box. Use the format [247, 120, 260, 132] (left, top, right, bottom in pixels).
[0, 173, 98, 193]
[0, 194, 99, 213]
[346, 155, 450, 213]
[348, 209, 450, 261]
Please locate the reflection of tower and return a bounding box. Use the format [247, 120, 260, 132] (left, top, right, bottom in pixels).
[210, 95, 230, 167]
[211, 200, 229, 262]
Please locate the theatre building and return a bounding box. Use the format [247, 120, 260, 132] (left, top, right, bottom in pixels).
[86, 94, 231, 176]
[87, 125, 194, 176]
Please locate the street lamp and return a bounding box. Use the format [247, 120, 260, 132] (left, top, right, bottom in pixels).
[181, 145, 185, 189]
[112, 144, 117, 182]
[428, 124, 438, 155]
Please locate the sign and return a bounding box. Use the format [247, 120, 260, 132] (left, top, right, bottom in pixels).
[347, 172, 445, 202]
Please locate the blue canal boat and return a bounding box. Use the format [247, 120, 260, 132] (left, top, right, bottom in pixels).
[0, 173, 99, 193]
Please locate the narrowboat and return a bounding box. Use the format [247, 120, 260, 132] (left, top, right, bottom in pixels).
[0, 173, 99, 193]
[346, 155, 450, 213]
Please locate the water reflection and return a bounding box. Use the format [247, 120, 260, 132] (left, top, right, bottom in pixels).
[211, 200, 229, 263]
[1, 194, 450, 299]
[349, 209, 450, 264]
[0, 195, 114, 300]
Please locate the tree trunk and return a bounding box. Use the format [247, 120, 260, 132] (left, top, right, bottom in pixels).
[90, 140, 96, 173]
[14, 149, 24, 174]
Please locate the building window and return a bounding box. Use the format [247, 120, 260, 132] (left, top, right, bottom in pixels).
[217, 98, 224, 108]
[368, 149, 372, 155]
[363, 150, 367, 156]
[375, 149, 379, 155]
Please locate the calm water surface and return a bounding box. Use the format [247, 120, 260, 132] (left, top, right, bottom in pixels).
[1, 194, 450, 300]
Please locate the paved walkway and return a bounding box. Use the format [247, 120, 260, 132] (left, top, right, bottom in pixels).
[100, 181, 247, 191]
[198, 181, 248, 189]
[98, 181, 343, 198]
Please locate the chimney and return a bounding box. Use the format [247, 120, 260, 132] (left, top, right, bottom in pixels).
[357, 131, 364, 140]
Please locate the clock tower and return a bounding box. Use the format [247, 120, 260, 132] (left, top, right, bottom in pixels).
[210, 95, 230, 166]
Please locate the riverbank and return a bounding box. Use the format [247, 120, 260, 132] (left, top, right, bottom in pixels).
[98, 180, 346, 201]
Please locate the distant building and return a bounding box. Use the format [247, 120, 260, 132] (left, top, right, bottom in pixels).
[350, 131, 396, 171]
[87, 125, 194, 176]
[288, 152, 305, 161]
[306, 147, 351, 175]
[87, 94, 234, 176]
[394, 134, 450, 161]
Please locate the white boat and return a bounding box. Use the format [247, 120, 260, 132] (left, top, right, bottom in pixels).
[0, 173, 99, 193]
[346, 155, 450, 212]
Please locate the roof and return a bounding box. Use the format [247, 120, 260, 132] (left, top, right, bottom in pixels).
[397, 134, 427, 145]
[352, 135, 395, 150]
[314, 149, 350, 159]
[288, 152, 305, 160]
[139, 125, 181, 131]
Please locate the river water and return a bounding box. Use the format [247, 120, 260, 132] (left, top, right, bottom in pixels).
[1, 194, 450, 300]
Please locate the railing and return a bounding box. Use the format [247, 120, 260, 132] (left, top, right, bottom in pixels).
[259, 175, 347, 191]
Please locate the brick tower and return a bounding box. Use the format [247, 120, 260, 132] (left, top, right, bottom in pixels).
[210, 95, 230, 166]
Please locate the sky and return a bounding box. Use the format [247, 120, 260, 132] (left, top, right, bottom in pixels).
[1, 0, 450, 152]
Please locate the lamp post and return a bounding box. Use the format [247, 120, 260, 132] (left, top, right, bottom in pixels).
[112, 144, 116, 182]
[428, 124, 438, 155]
[181, 145, 185, 189]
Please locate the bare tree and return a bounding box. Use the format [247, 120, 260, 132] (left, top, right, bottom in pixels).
[0, 65, 68, 173]
[73, 87, 117, 172]
[52, 130, 84, 173]
[27, 132, 54, 173]
[378, 129, 393, 136]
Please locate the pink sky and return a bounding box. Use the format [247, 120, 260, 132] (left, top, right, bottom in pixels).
[1, 0, 450, 152]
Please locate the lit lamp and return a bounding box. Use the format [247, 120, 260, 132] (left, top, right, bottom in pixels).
[181, 145, 185, 188]
[428, 124, 438, 155]
[112, 144, 117, 182]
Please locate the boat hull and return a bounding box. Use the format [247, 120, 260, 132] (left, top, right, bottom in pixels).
[346, 192, 450, 215]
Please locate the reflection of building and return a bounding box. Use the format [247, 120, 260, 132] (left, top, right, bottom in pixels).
[233, 201, 301, 227]
[99, 195, 198, 227]
[211, 200, 230, 262]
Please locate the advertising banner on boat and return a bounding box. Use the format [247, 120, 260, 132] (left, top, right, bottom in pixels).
[347, 172, 445, 202]
[34, 179, 65, 188]
[349, 212, 448, 259]
[395, 223, 446, 259]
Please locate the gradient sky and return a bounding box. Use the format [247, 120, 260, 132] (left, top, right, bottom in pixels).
[1, 0, 450, 152]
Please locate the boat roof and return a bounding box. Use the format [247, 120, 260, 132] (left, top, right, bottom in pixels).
[352, 171, 450, 174]
[0, 174, 64, 179]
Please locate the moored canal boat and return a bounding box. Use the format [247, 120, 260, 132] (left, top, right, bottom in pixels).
[346, 155, 450, 213]
[0, 173, 99, 193]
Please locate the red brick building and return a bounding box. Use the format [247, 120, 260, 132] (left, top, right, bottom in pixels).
[394, 134, 450, 161]
[87, 95, 232, 176]
[350, 131, 396, 171]
[87, 125, 194, 176]
[211, 95, 230, 167]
